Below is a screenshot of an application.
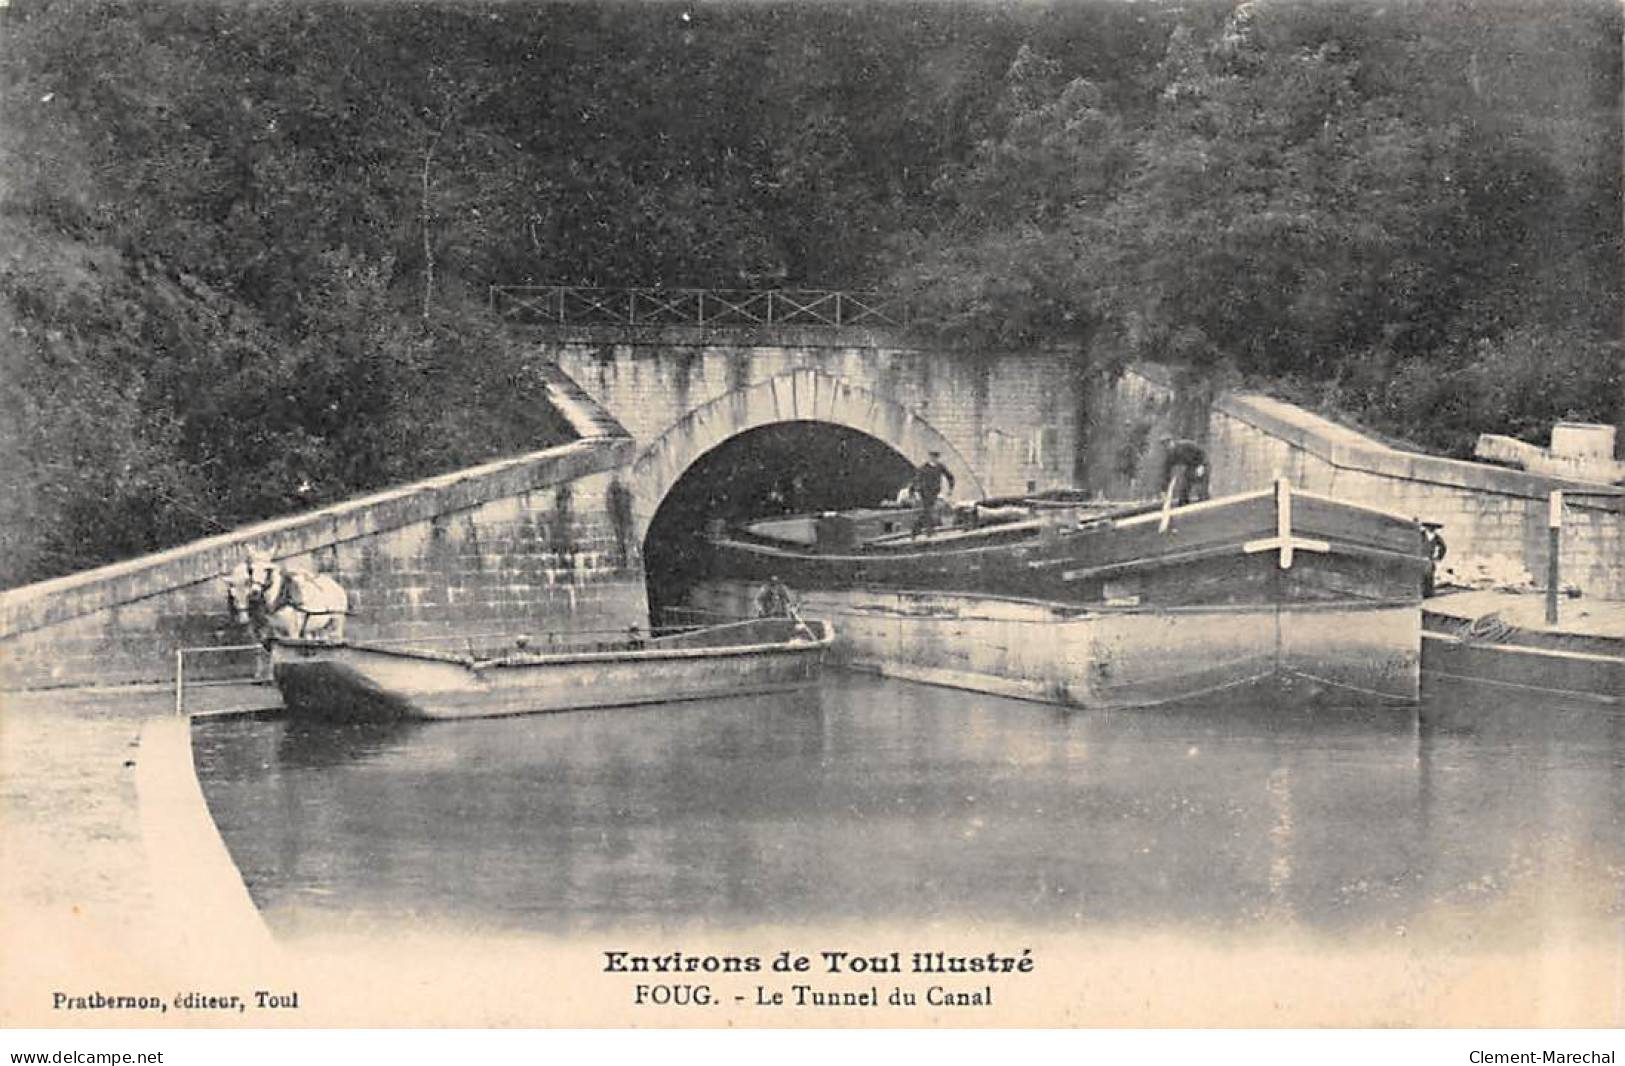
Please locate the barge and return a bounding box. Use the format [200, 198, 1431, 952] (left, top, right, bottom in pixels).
[271, 617, 834, 721]
[691, 480, 1431, 708]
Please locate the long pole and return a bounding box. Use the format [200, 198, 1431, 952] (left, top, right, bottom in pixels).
[1546, 490, 1562, 625]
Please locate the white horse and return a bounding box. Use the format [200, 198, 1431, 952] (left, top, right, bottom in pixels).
[223, 553, 349, 644]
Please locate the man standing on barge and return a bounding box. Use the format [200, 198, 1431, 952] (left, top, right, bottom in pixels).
[911, 450, 956, 536]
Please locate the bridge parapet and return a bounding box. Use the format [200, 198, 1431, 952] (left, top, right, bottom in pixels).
[491, 285, 910, 330]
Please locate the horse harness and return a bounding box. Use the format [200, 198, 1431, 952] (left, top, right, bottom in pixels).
[247, 566, 344, 638]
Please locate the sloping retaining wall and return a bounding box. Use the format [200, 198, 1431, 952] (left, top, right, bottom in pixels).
[1209, 394, 1624, 600]
[1084, 364, 1622, 600]
[0, 372, 645, 692]
[8, 351, 1618, 694]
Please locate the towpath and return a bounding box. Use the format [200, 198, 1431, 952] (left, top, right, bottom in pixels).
[1426, 589, 1625, 644]
[0, 688, 277, 1024]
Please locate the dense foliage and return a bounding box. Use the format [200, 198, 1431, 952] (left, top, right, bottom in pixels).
[900, 0, 1622, 457]
[1, 0, 1619, 586]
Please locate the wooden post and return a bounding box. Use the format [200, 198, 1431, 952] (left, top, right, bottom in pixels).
[1276, 477, 1294, 570]
[1546, 490, 1562, 625]
[174, 648, 184, 716]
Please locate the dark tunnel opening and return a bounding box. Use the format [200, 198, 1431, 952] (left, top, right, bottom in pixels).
[642, 421, 917, 626]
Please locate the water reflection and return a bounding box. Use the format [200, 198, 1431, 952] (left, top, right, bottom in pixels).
[275, 718, 428, 771]
[191, 675, 1624, 937]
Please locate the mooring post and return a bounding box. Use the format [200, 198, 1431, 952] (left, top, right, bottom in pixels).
[1546, 489, 1562, 626]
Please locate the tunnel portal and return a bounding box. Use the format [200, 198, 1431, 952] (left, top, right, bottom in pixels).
[641, 420, 916, 627]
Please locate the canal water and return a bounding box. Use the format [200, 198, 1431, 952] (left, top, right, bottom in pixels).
[191, 675, 1623, 939]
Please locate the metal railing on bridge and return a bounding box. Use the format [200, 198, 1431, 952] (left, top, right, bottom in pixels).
[489, 285, 910, 330]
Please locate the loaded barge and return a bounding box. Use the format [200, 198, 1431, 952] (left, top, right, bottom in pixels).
[691, 480, 1433, 708]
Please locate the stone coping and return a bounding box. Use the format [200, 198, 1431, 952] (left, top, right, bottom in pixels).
[0, 433, 636, 642]
[530, 324, 1090, 359]
[534, 361, 632, 440]
[0, 366, 637, 641]
[1123, 361, 1178, 391]
[1216, 392, 1625, 510]
[0, 699, 277, 1007]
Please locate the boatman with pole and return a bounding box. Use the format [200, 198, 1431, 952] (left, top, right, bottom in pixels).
[756, 574, 795, 619]
[756, 574, 817, 641]
[1159, 437, 1210, 507]
[911, 450, 956, 536]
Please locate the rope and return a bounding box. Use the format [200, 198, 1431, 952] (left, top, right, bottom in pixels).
[1460, 611, 1518, 645]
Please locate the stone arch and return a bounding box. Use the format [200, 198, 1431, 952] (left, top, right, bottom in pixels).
[624, 368, 985, 542]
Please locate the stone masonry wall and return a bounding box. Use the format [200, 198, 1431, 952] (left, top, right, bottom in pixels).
[546, 327, 1082, 499]
[9, 336, 1616, 694]
[0, 436, 645, 691]
[1081, 363, 1622, 599]
[1209, 394, 1625, 600]
[1076, 363, 1183, 499]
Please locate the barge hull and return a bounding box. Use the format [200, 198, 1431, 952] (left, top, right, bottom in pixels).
[1420, 632, 1622, 706]
[271, 619, 831, 721]
[690, 582, 1418, 708]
